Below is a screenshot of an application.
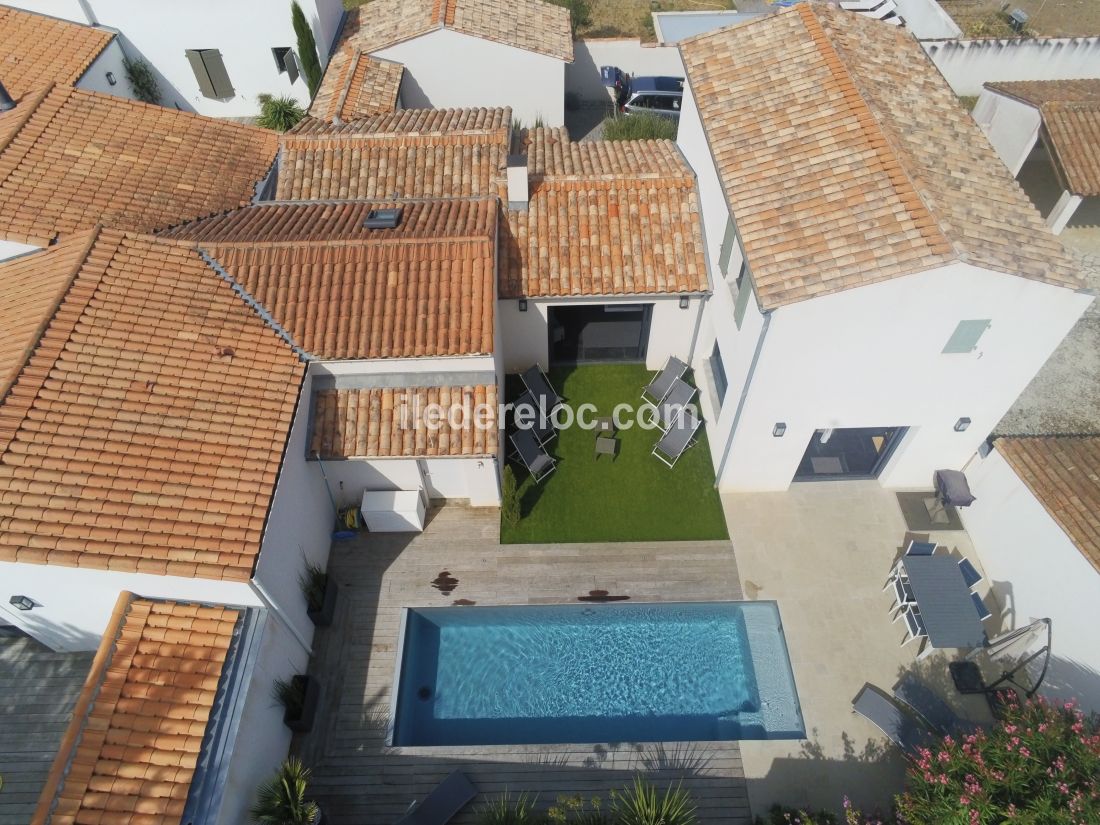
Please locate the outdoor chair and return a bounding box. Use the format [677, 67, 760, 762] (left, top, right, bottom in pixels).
[394, 770, 477, 825]
[905, 540, 937, 556]
[513, 390, 556, 445]
[893, 672, 979, 736]
[900, 605, 927, 647]
[509, 428, 556, 484]
[971, 592, 992, 621]
[520, 365, 563, 418]
[889, 576, 916, 614]
[852, 683, 934, 758]
[958, 557, 983, 589]
[641, 355, 688, 407]
[657, 378, 698, 430]
[652, 407, 701, 468]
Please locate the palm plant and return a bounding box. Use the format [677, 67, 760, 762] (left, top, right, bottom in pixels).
[251, 757, 319, 825]
[298, 561, 328, 612]
[257, 94, 306, 132]
[273, 676, 306, 718]
[478, 791, 541, 825]
[610, 777, 695, 825]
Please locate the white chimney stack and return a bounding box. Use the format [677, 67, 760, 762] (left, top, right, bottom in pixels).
[507, 154, 528, 210]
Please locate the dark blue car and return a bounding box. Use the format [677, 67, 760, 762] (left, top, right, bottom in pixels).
[601, 66, 684, 120]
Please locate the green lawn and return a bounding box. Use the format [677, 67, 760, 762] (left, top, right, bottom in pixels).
[501, 364, 729, 544]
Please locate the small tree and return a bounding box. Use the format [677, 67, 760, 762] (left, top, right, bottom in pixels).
[501, 465, 521, 528]
[257, 93, 306, 131]
[123, 56, 161, 105]
[897, 693, 1100, 824]
[291, 1, 323, 98]
[251, 757, 319, 825]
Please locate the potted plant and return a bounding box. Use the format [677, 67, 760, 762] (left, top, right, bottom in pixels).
[274, 675, 321, 734]
[251, 757, 322, 825]
[299, 561, 337, 627]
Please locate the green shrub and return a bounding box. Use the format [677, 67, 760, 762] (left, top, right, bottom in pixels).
[479, 791, 542, 825]
[291, 1, 323, 97]
[548, 794, 608, 824]
[600, 113, 676, 142]
[549, 0, 591, 35]
[298, 559, 327, 610]
[272, 675, 306, 717]
[257, 93, 306, 131]
[501, 465, 521, 528]
[123, 56, 160, 105]
[755, 804, 838, 825]
[250, 757, 319, 825]
[897, 693, 1100, 824]
[610, 778, 695, 825]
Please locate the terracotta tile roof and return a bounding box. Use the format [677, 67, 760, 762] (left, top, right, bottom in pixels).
[33, 593, 239, 825]
[310, 384, 498, 458]
[679, 5, 1083, 310]
[0, 84, 278, 245]
[0, 7, 114, 96]
[309, 50, 403, 123]
[986, 79, 1100, 197]
[277, 108, 510, 201]
[168, 199, 497, 359]
[501, 128, 708, 298]
[0, 230, 304, 581]
[336, 0, 572, 62]
[997, 436, 1100, 576]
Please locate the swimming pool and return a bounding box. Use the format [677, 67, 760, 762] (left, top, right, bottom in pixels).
[390, 601, 804, 747]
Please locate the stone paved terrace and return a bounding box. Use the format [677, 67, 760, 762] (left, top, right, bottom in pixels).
[0, 630, 93, 825]
[294, 504, 751, 824]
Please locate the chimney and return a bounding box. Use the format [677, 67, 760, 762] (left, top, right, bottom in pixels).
[0, 80, 14, 113]
[507, 154, 528, 210]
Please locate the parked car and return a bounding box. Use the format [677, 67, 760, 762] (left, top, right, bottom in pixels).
[600, 66, 684, 120]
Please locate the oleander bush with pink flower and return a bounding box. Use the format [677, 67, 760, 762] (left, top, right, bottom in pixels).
[897, 693, 1100, 824]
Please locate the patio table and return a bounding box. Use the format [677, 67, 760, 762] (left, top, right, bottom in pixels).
[902, 555, 985, 651]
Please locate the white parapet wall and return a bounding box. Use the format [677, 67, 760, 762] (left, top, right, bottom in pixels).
[894, 0, 961, 39]
[922, 36, 1100, 96]
[962, 448, 1100, 713]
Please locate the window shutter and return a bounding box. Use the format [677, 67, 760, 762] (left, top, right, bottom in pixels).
[710, 341, 729, 404]
[943, 320, 991, 354]
[202, 50, 235, 99]
[285, 51, 300, 85]
[718, 216, 736, 276]
[185, 49, 217, 99]
[734, 276, 753, 329]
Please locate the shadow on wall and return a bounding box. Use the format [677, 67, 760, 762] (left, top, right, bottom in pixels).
[397, 71, 431, 111]
[1, 607, 102, 652]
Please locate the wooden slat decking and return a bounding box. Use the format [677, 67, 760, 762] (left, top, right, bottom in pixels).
[295, 504, 751, 824]
[0, 630, 93, 825]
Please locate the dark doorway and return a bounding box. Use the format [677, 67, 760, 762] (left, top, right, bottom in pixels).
[794, 427, 907, 481]
[548, 304, 651, 364]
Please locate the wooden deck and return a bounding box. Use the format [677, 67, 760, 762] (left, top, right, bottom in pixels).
[295, 504, 751, 824]
[0, 630, 92, 825]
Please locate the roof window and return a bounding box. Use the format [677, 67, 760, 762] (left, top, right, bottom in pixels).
[364, 207, 402, 229]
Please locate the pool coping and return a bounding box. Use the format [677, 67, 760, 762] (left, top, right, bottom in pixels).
[384, 598, 805, 750]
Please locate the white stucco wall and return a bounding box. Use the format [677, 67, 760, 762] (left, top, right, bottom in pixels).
[215, 611, 309, 825]
[374, 28, 566, 126]
[0, 561, 260, 651]
[252, 371, 334, 652]
[961, 449, 1100, 712]
[5, 0, 343, 116]
[922, 37, 1100, 96]
[718, 263, 1091, 491]
[498, 295, 701, 373]
[73, 35, 134, 99]
[567, 39, 684, 103]
[893, 0, 961, 39]
[0, 240, 41, 263]
[311, 355, 496, 379]
[972, 90, 1042, 176]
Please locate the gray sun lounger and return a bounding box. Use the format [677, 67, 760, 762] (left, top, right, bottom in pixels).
[642, 356, 688, 406]
[657, 378, 698, 430]
[520, 365, 563, 418]
[514, 390, 556, 445]
[653, 407, 701, 468]
[394, 770, 477, 825]
[852, 683, 934, 758]
[509, 427, 556, 483]
[893, 672, 978, 736]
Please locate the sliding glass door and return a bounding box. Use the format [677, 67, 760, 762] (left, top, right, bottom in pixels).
[794, 426, 907, 481]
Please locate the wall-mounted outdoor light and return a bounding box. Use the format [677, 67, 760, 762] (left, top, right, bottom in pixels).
[772, 422, 786, 437]
[518, 299, 528, 312]
[679, 295, 690, 309]
[954, 417, 971, 432]
[9, 595, 34, 611]
[106, 72, 117, 86]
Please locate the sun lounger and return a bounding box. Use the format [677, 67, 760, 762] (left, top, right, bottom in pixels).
[893, 672, 973, 736]
[509, 428, 556, 484]
[657, 378, 698, 430]
[520, 365, 563, 418]
[513, 390, 556, 445]
[652, 407, 701, 468]
[852, 683, 933, 758]
[394, 770, 477, 825]
[641, 356, 688, 406]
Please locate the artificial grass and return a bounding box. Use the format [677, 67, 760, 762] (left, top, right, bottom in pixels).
[500, 364, 729, 544]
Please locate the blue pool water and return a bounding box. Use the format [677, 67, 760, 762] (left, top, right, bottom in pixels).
[391, 601, 804, 747]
